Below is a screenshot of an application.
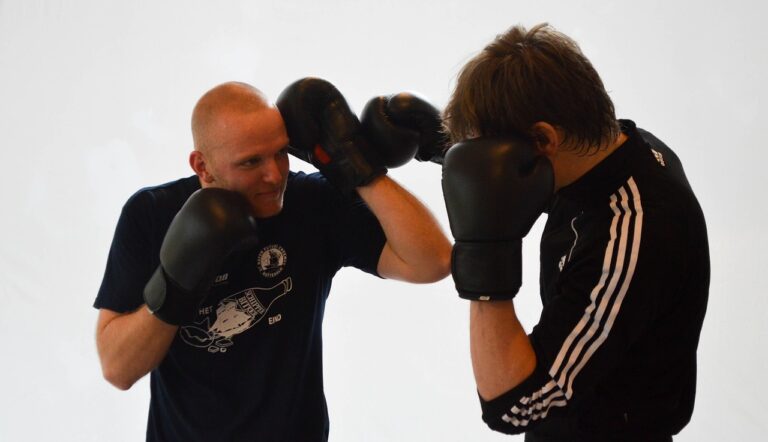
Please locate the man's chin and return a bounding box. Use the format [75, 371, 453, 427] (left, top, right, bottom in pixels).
[251, 203, 283, 219]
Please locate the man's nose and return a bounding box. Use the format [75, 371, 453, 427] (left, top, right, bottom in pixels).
[262, 158, 284, 184]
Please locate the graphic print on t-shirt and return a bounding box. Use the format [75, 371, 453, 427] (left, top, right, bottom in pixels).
[257, 244, 287, 278]
[179, 277, 293, 353]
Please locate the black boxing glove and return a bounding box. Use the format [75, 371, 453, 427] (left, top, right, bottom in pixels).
[442, 136, 553, 300]
[361, 92, 449, 165]
[143, 188, 260, 325]
[276, 77, 385, 194]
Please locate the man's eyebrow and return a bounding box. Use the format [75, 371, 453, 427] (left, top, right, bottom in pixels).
[235, 154, 262, 164]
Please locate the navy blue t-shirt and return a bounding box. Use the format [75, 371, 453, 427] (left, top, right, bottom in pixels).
[95, 171, 387, 442]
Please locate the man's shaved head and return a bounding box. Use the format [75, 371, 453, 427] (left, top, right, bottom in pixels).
[187, 81, 289, 218]
[191, 81, 270, 154]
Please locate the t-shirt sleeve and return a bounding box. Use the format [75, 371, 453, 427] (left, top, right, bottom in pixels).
[93, 191, 159, 313]
[296, 172, 386, 276]
[479, 184, 684, 434]
[327, 191, 387, 276]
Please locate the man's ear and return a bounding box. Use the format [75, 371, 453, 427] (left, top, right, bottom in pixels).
[530, 122, 561, 158]
[189, 150, 215, 184]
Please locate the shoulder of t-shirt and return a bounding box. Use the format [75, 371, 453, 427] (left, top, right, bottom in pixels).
[286, 170, 330, 194]
[122, 175, 201, 217]
[284, 170, 349, 208]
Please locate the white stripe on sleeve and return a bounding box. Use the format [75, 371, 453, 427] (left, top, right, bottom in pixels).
[502, 177, 643, 427]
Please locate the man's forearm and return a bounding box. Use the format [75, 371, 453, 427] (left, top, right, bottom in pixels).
[96, 307, 177, 390]
[356, 175, 451, 282]
[470, 300, 537, 400]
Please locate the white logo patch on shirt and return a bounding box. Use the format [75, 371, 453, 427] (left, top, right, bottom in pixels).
[257, 244, 287, 278]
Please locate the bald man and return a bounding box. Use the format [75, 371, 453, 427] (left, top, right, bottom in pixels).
[94, 81, 450, 441]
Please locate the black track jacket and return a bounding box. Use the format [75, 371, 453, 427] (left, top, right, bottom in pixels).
[480, 120, 709, 441]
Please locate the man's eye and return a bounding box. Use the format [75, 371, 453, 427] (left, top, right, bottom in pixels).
[242, 158, 262, 166]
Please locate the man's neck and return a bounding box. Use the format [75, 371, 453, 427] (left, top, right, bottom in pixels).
[552, 131, 628, 192]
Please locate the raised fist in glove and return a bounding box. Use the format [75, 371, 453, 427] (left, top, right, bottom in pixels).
[276, 77, 385, 194]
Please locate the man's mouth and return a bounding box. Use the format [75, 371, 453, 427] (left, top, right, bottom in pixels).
[255, 189, 281, 198]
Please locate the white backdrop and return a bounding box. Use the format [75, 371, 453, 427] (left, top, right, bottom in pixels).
[1, 0, 766, 440]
